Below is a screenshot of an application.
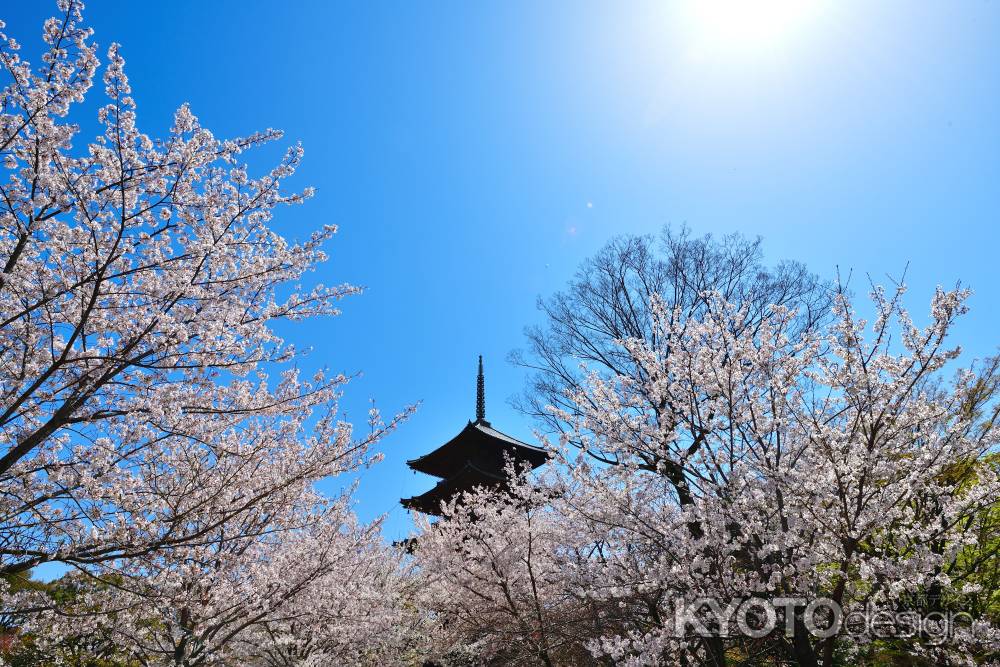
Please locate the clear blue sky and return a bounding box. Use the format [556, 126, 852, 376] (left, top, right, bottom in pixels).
[6, 1, 999, 545]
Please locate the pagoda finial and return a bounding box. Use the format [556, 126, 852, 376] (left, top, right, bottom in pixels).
[476, 355, 486, 422]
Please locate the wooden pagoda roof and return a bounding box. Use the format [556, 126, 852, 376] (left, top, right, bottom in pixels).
[405, 418, 548, 480]
[400, 461, 508, 515]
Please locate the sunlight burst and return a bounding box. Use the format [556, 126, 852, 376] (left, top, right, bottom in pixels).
[680, 0, 826, 58]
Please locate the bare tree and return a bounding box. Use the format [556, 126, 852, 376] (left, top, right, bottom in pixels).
[512, 225, 832, 460]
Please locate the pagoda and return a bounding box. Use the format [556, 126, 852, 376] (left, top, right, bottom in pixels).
[401, 356, 548, 515]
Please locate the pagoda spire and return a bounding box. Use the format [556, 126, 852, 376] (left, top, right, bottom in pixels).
[476, 355, 486, 423]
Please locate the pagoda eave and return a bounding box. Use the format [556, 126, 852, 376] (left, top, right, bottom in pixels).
[401, 461, 507, 515]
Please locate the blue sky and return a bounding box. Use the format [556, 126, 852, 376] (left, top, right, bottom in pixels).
[6, 1, 1000, 547]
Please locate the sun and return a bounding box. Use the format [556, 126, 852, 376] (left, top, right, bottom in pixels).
[679, 0, 827, 59]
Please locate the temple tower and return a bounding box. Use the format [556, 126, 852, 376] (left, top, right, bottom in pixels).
[401, 356, 548, 515]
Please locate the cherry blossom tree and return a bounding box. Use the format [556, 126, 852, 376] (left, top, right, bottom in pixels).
[232, 519, 432, 667]
[0, 5, 419, 662]
[547, 284, 1000, 665]
[421, 283, 1000, 666]
[14, 491, 426, 666]
[413, 471, 606, 667]
[0, 0, 407, 577]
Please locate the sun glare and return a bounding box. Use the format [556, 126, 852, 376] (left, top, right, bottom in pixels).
[680, 0, 826, 59]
